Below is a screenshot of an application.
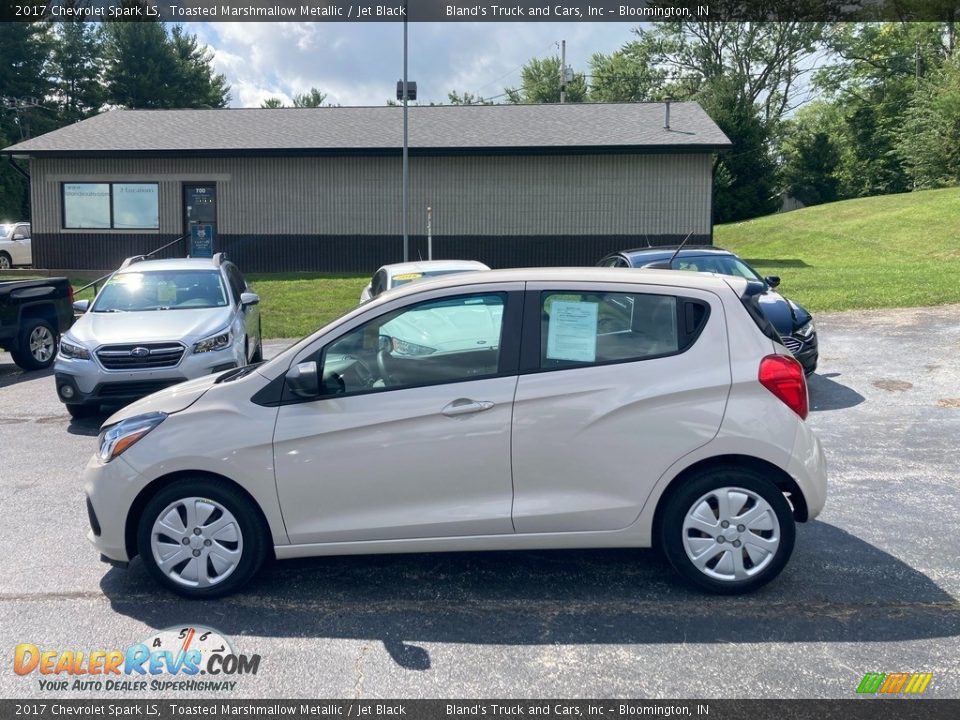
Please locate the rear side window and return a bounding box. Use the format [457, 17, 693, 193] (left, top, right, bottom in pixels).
[740, 293, 781, 343]
[538, 291, 708, 370]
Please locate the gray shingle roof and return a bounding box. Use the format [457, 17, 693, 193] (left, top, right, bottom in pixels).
[3, 102, 730, 156]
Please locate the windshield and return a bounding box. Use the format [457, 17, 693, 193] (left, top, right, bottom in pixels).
[390, 269, 481, 289]
[92, 270, 229, 312]
[672, 255, 763, 281]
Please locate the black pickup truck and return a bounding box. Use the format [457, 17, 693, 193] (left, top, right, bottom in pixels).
[0, 278, 74, 371]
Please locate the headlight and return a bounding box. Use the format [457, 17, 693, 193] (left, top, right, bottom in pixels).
[391, 337, 436, 356]
[796, 319, 815, 339]
[98, 412, 166, 463]
[193, 330, 231, 354]
[59, 339, 90, 360]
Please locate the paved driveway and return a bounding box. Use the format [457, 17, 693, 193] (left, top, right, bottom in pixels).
[1, 306, 958, 698]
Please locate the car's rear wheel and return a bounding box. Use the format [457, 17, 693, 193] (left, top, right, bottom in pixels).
[659, 466, 795, 594]
[12, 318, 57, 370]
[0, 252, 11, 270]
[137, 478, 268, 598]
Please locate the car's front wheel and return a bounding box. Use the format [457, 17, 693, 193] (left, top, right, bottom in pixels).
[137, 478, 268, 598]
[659, 466, 796, 594]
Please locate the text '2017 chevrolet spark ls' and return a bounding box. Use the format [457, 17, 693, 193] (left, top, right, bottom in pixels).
[85, 268, 826, 598]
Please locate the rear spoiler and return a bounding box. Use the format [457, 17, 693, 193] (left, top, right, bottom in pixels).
[728, 278, 782, 344]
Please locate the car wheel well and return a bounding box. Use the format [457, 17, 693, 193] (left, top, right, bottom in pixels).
[124, 470, 274, 561]
[652, 454, 809, 547]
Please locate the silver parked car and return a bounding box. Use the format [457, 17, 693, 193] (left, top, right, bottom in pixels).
[360, 260, 490, 302]
[55, 255, 262, 418]
[84, 267, 826, 598]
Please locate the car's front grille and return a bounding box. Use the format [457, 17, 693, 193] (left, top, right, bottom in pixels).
[97, 380, 182, 398]
[781, 336, 803, 354]
[96, 343, 184, 370]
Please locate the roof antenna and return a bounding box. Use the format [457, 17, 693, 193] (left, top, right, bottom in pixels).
[665, 231, 693, 267]
[644, 234, 652, 248]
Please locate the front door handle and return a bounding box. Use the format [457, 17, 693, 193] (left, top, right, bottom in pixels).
[442, 399, 495, 417]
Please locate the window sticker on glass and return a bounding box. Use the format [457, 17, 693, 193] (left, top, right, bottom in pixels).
[546, 300, 599, 363]
[156, 281, 178, 304]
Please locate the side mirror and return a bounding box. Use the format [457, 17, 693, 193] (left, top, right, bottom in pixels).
[240, 292, 260, 307]
[13, 233, 25, 241]
[764, 276, 781, 288]
[378, 335, 393, 353]
[284, 361, 319, 399]
[73, 299, 90, 314]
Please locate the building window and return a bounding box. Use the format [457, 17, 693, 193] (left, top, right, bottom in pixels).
[63, 183, 159, 230]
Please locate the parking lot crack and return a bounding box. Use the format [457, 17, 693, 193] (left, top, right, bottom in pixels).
[353, 643, 369, 699]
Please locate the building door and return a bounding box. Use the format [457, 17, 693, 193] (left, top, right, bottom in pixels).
[183, 184, 217, 258]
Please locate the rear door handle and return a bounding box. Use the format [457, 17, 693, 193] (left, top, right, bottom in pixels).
[442, 399, 495, 417]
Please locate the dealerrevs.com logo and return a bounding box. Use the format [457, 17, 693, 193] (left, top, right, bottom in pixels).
[14, 626, 260, 692]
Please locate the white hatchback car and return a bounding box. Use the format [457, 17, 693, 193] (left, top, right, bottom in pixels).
[360, 260, 490, 302]
[85, 268, 826, 598]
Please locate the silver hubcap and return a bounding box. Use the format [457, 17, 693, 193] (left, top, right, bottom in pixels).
[150, 497, 243, 588]
[0, 256, 9, 269]
[682, 487, 780, 582]
[29, 326, 54, 362]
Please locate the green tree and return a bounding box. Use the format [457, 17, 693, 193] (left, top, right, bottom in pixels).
[260, 97, 285, 108]
[169, 26, 230, 108]
[505, 56, 587, 104]
[104, 22, 229, 109]
[292, 88, 328, 108]
[447, 90, 493, 105]
[897, 55, 960, 188]
[0, 21, 54, 220]
[588, 49, 666, 103]
[780, 106, 840, 207]
[814, 22, 952, 197]
[50, 22, 104, 124]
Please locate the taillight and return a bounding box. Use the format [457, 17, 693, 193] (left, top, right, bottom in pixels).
[759, 354, 808, 419]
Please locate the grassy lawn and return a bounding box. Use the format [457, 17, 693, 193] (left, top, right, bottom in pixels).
[247, 273, 368, 339]
[716, 186, 960, 313]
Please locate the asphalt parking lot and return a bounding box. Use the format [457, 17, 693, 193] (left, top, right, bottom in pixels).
[1, 305, 958, 699]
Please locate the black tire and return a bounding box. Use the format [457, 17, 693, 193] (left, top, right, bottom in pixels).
[137, 477, 268, 599]
[250, 320, 263, 363]
[0, 252, 11, 270]
[13, 318, 57, 370]
[659, 466, 796, 594]
[66, 403, 99, 419]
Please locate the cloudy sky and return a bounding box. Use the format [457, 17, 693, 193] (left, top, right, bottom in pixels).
[191, 22, 639, 107]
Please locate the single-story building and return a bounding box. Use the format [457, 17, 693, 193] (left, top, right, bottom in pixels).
[1, 102, 730, 273]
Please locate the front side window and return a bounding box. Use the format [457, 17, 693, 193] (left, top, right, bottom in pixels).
[63, 183, 159, 229]
[540, 291, 680, 369]
[92, 270, 228, 312]
[320, 293, 506, 396]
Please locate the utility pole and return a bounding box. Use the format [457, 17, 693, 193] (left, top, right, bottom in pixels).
[560, 40, 566, 104]
[402, 0, 409, 262]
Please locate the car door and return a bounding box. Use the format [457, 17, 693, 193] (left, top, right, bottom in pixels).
[510, 281, 730, 534]
[273, 283, 523, 545]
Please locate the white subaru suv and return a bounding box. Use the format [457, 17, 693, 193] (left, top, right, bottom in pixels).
[83, 268, 826, 598]
[56, 255, 262, 418]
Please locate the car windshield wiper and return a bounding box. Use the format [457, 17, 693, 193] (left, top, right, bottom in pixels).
[93, 308, 124, 313]
[215, 364, 262, 384]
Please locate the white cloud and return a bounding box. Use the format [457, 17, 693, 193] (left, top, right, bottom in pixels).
[194, 21, 638, 107]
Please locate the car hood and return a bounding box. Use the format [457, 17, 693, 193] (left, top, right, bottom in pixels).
[102, 372, 222, 426]
[67, 307, 234, 347]
[756, 290, 812, 335]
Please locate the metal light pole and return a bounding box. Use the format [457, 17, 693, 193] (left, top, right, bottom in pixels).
[402, 0, 409, 262]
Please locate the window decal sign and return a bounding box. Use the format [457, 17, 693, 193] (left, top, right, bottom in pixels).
[546, 300, 598, 363]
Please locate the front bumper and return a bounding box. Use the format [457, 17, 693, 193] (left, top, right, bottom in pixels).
[782, 332, 819, 375]
[55, 347, 240, 406]
[84, 453, 145, 564]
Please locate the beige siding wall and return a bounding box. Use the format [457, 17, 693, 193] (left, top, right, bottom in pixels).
[30, 153, 712, 238]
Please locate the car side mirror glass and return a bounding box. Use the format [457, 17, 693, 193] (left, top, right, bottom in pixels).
[765, 276, 781, 288]
[73, 299, 90, 314]
[378, 335, 392, 353]
[285, 361, 319, 399]
[13, 233, 25, 240]
[240, 292, 260, 307]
